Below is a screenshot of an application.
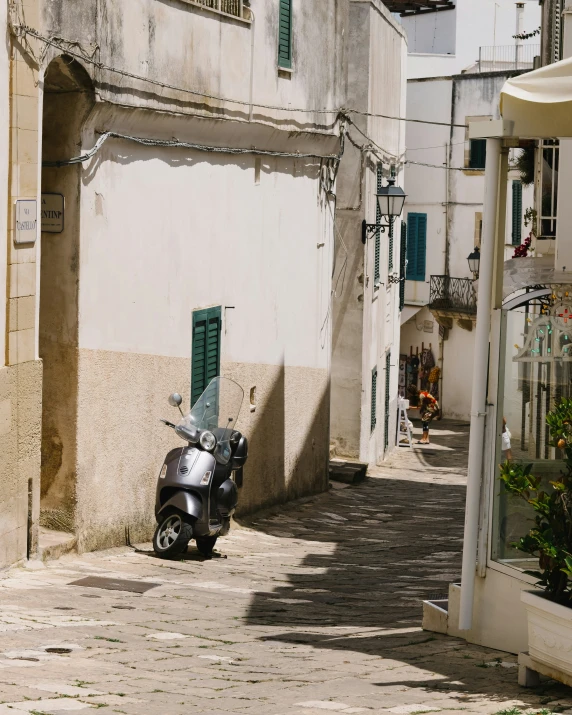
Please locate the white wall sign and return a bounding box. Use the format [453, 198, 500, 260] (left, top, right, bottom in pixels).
[14, 199, 37, 245]
[41, 193, 64, 233]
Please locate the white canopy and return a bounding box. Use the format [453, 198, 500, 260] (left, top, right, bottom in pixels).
[500, 55, 572, 138]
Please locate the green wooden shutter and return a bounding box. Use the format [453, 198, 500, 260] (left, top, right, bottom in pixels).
[388, 221, 394, 273]
[374, 164, 383, 285]
[512, 180, 523, 245]
[469, 139, 487, 169]
[406, 213, 427, 282]
[384, 351, 391, 450]
[191, 306, 221, 405]
[399, 221, 407, 311]
[278, 0, 292, 69]
[371, 367, 377, 433]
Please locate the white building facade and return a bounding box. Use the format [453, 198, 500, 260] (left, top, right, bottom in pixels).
[0, 0, 352, 561]
[401, 70, 534, 420]
[330, 0, 407, 463]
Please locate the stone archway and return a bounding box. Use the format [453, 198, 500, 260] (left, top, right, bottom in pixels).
[39, 56, 94, 547]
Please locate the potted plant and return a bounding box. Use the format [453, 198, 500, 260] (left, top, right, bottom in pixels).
[500, 397, 572, 675]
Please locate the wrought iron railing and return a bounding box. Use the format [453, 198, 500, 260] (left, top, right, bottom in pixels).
[474, 44, 540, 73]
[192, 0, 244, 18]
[429, 276, 477, 315]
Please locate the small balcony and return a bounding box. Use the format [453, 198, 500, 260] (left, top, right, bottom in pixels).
[429, 275, 477, 327]
[465, 44, 540, 74]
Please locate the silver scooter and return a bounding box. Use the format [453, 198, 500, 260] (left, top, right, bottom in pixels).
[153, 376, 248, 558]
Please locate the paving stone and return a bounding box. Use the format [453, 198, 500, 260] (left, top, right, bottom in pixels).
[0, 421, 569, 712]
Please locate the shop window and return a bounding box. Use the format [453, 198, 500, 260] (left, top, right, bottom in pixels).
[492, 301, 572, 571]
[539, 139, 559, 239]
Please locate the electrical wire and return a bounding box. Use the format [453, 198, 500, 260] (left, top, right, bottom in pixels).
[12, 21, 469, 130]
[42, 130, 342, 167]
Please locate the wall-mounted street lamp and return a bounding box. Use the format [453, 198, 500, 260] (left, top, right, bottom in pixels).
[467, 246, 481, 279]
[362, 178, 407, 244]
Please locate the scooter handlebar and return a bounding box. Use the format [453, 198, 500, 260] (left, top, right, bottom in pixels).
[160, 419, 177, 429]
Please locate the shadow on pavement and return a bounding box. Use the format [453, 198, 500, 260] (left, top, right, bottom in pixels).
[241, 428, 572, 708]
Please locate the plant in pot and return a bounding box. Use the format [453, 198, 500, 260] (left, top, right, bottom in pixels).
[500, 397, 572, 675]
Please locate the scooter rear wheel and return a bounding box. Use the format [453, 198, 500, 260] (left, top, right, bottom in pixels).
[195, 536, 218, 558]
[153, 513, 192, 558]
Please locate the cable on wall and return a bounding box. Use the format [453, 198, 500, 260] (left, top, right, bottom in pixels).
[11, 21, 470, 130]
[42, 131, 343, 168]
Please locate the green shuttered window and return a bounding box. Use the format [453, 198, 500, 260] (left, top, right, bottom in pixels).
[374, 164, 383, 285]
[384, 351, 391, 451]
[371, 367, 377, 433]
[191, 306, 221, 406]
[388, 221, 394, 273]
[278, 0, 292, 69]
[512, 180, 523, 246]
[399, 221, 407, 311]
[406, 213, 427, 282]
[469, 139, 487, 170]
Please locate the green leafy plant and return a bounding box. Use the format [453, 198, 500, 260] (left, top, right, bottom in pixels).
[499, 397, 572, 606]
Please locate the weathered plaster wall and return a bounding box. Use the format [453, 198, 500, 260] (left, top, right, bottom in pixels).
[16, 0, 350, 552]
[331, 0, 406, 462]
[0, 0, 43, 568]
[41, 0, 348, 129]
[61, 113, 334, 549]
[39, 59, 95, 530]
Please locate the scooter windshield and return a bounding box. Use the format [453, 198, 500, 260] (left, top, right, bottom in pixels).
[180, 377, 244, 465]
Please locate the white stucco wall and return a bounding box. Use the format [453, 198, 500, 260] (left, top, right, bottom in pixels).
[398, 0, 541, 79]
[78, 136, 332, 371]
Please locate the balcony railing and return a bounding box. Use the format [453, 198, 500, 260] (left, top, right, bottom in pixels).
[191, 0, 245, 19]
[429, 276, 477, 316]
[472, 44, 540, 73]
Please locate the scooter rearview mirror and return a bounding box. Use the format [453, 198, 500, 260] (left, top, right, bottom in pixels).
[168, 393, 183, 407]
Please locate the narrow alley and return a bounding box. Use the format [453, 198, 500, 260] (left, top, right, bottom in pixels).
[0, 422, 570, 714]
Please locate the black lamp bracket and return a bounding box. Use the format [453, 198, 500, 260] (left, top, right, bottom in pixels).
[387, 273, 403, 285]
[362, 218, 393, 244]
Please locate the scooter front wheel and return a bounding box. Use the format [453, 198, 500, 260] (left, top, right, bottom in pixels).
[153, 513, 193, 559]
[195, 536, 218, 558]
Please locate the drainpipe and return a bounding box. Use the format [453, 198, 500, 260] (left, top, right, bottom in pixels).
[249, 7, 256, 122]
[459, 137, 502, 631]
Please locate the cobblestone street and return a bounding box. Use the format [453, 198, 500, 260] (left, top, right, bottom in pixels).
[0, 421, 571, 714]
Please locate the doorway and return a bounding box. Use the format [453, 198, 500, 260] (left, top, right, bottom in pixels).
[39, 56, 94, 549]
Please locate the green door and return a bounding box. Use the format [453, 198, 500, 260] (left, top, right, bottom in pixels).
[191, 306, 221, 406]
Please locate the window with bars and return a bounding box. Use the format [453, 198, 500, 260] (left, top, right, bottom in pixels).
[374, 164, 383, 285]
[512, 180, 523, 246]
[278, 0, 292, 69]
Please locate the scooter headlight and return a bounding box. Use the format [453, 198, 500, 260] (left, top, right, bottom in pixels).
[199, 431, 216, 452]
[159, 463, 168, 479]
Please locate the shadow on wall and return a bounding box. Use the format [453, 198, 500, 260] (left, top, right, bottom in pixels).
[225, 361, 330, 517]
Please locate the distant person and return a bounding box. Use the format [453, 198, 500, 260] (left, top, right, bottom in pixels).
[413, 387, 439, 445]
[502, 417, 513, 461]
